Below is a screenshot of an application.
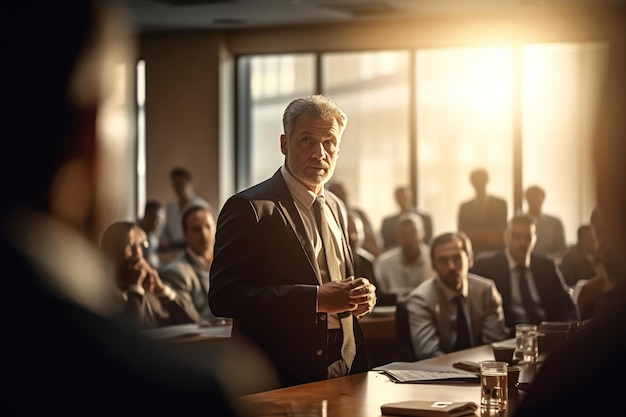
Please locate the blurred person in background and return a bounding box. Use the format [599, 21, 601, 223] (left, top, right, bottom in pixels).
[137, 199, 165, 268]
[524, 185, 567, 260]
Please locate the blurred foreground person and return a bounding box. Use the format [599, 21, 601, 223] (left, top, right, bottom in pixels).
[3, 0, 272, 414]
[513, 15, 626, 417]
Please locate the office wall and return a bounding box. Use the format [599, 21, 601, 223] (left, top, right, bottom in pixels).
[139, 32, 224, 210]
[138, 8, 625, 209]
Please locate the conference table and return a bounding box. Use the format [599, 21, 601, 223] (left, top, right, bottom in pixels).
[243, 344, 532, 417]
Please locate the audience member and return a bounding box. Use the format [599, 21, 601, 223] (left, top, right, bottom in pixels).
[406, 232, 509, 359]
[137, 199, 165, 268]
[3, 1, 262, 414]
[458, 168, 507, 256]
[513, 24, 626, 417]
[375, 212, 434, 302]
[101, 221, 200, 328]
[559, 224, 598, 287]
[160, 167, 210, 251]
[327, 181, 382, 257]
[381, 185, 433, 249]
[524, 185, 567, 260]
[347, 209, 391, 305]
[160, 204, 220, 322]
[209, 95, 377, 388]
[574, 208, 616, 321]
[470, 213, 578, 332]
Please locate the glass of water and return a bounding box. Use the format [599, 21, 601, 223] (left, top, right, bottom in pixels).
[480, 360, 508, 411]
[513, 324, 538, 365]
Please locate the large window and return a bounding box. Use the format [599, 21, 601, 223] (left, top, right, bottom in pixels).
[322, 51, 411, 231]
[237, 43, 607, 246]
[521, 43, 608, 243]
[416, 47, 514, 236]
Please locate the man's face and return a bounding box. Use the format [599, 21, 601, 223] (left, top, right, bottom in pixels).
[397, 220, 422, 258]
[171, 175, 190, 197]
[347, 214, 363, 251]
[183, 209, 215, 256]
[280, 115, 342, 193]
[433, 238, 473, 291]
[143, 207, 164, 233]
[124, 227, 148, 264]
[506, 222, 537, 264]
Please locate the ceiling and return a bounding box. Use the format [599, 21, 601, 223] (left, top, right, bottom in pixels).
[122, 0, 623, 33]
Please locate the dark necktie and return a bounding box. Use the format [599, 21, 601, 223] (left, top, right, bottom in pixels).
[313, 196, 356, 371]
[516, 266, 542, 324]
[453, 295, 471, 351]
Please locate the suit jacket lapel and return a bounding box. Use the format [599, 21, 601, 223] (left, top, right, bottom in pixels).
[270, 171, 322, 282]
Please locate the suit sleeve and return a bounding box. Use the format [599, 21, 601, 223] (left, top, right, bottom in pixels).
[479, 281, 510, 343]
[208, 196, 318, 323]
[406, 288, 445, 360]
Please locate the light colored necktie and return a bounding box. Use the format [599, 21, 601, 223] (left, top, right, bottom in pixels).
[314, 196, 356, 372]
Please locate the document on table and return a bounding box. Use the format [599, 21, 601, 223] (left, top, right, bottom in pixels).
[373, 362, 479, 383]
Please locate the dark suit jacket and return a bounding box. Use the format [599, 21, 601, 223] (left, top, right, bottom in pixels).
[458, 196, 507, 253]
[470, 251, 579, 330]
[209, 169, 370, 387]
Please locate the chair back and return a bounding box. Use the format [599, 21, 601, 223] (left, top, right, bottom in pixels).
[394, 300, 417, 362]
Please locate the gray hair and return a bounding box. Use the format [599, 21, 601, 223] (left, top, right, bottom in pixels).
[282, 95, 348, 138]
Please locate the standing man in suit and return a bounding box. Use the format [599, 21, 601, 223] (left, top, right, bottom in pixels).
[524, 185, 567, 260]
[458, 168, 508, 256]
[209, 95, 377, 388]
[471, 213, 578, 331]
[406, 232, 509, 360]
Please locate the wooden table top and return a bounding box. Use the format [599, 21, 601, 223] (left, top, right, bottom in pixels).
[243, 344, 530, 417]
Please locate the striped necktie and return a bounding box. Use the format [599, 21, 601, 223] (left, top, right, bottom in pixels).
[314, 196, 356, 372]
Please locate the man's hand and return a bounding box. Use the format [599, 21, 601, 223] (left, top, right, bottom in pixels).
[349, 278, 377, 318]
[317, 277, 375, 315]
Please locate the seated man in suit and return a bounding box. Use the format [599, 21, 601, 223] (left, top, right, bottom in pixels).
[375, 212, 434, 302]
[160, 204, 221, 323]
[406, 232, 509, 360]
[101, 221, 200, 328]
[471, 213, 579, 332]
[559, 224, 599, 288]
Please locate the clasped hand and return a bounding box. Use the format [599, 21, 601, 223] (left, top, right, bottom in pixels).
[317, 277, 376, 318]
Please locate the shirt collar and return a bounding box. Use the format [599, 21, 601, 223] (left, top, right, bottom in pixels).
[280, 165, 322, 209]
[185, 247, 211, 271]
[435, 274, 469, 301]
[505, 249, 529, 270]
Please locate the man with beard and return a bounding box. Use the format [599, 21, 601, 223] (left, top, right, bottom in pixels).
[209, 95, 377, 388]
[404, 232, 509, 360]
[471, 213, 578, 333]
